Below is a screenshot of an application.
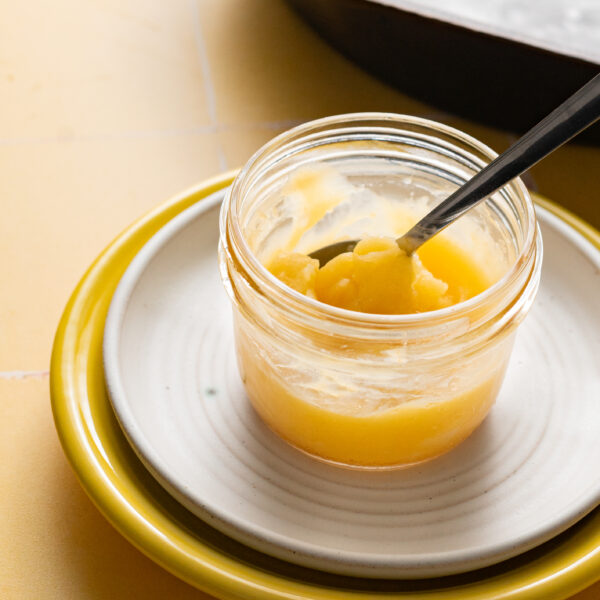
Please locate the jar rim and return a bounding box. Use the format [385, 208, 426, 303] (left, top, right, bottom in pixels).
[223, 112, 538, 331]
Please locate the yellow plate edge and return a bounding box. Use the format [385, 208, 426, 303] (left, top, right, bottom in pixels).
[49, 174, 600, 600]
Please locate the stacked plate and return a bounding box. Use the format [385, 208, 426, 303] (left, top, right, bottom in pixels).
[51, 172, 600, 599]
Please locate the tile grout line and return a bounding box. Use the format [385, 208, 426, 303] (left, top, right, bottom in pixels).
[0, 119, 307, 146]
[189, 0, 228, 172]
[216, 146, 228, 172]
[0, 370, 50, 380]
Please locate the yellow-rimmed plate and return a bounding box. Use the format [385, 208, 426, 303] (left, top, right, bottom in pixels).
[51, 172, 600, 600]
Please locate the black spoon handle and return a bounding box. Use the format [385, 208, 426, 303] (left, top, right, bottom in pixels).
[399, 73, 600, 254]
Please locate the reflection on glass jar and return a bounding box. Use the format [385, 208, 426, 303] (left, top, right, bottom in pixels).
[219, 113, 542, 469]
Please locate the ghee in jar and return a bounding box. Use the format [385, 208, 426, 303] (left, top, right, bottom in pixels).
[236, 164, 508, 467]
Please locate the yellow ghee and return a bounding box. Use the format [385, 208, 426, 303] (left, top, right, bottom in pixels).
[239, 339, 506, 467]
[268, 234, 490, 315]
[238, 165, 507, 468]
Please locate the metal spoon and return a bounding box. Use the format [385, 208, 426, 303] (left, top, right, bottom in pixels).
[309, 73, 600, 266]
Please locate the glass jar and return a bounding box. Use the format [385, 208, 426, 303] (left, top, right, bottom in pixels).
[219, 113, 542, 470]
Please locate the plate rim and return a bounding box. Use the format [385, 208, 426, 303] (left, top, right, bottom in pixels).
[102, 183, 600, 578]
[50, 171, 600, 599]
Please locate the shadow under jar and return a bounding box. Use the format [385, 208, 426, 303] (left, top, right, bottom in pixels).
[219, 113, 542, 470]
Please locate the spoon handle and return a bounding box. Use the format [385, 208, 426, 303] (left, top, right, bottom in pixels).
[399, 73, 600, 254]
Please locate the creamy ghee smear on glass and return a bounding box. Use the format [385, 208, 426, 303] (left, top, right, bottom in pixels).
[266, 166, 491, 314]
[238, 164, 508, 467]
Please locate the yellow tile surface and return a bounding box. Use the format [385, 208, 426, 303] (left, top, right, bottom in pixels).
[0, 136, 220, 371]
[0, 0, 211, 140]
[530, 144, 600, 228]
[2, 0, 600, 597]
[196, 0, 429, 123]
[218, 123, 292, 168]
[0, 378, 210, 600]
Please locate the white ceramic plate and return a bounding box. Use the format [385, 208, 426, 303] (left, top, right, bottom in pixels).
[103, 190, 600, 579]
